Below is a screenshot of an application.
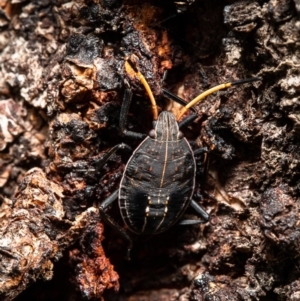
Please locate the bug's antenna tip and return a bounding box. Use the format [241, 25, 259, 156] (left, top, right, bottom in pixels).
[251, 76, 263, 82]
[231, 77, 263, 86]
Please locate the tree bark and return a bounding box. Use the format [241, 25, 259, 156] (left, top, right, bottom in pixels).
[0, 0, 300, 300]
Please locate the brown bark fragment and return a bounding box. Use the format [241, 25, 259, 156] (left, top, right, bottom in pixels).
[69, 223, 119, 298]
[0, 168, 64, 300]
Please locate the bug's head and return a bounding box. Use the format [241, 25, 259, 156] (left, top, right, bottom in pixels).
[149, 111, 183, 141]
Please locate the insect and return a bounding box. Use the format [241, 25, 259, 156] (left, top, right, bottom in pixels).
[99, 60, 261, 259]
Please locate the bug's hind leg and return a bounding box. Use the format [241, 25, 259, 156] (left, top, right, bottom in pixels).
[178, 200, 209, 225]
[99, 189, 133, 260]
[190, 199, 209, 222]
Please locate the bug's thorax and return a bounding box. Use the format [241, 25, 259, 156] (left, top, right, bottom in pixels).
[150, 111, 183, 141]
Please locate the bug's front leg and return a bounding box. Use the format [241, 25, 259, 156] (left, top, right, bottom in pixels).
[162, 88, 197, 113]
[99, 189, 133, 260]
[162, 88, 199, 129]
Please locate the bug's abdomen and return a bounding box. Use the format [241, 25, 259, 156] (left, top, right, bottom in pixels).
[119, 137, 196, 234]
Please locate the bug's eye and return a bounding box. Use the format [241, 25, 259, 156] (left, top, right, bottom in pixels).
[177, 131, 183, 139]
[149, 129, 157, 139]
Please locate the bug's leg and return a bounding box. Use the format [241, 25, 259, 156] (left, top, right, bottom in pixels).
[178, 113, 198, 129]
[99, 189, 133, 260]
[178, 146, 211, 226]
[193, 147, 208, 156]
[190, 199, 209, 221]
[193, 146, 210, 191]
[119, 88, 147, 140]
[178, 200, 209, 225]
[162, 88, 199, 130]
[93, 143, 132, 170]
[160, 71, 195, 111]
[162, 88, 197, 112]
[76, 143, 132, 179]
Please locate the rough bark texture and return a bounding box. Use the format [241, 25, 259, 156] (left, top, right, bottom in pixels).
[0, 0, 300, 300]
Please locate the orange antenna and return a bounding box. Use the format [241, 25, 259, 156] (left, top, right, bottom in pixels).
[176, 77, 262, 120]
[125, 60, 158, 121]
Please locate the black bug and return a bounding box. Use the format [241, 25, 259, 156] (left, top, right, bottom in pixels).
[99, 61, 261, 259]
